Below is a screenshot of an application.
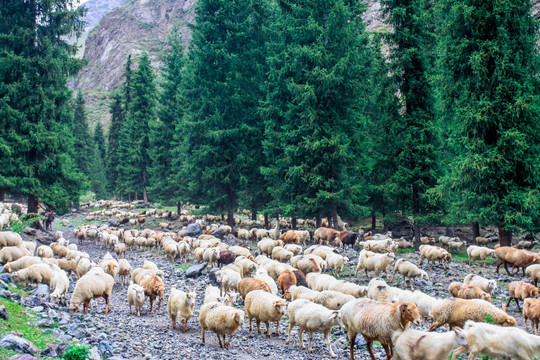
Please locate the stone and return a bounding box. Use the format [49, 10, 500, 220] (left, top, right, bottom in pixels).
[0, 289, 12, 299]
[67, 322, 88, 339]
[0, 280, 8, 289]
[0, 273, 12, 284]
[9, 355, 38, 360]
[30, 284, 50, 299]
[88, 346, 101, 360]
[185, 223, 202, 237]
[0, 305, 9, 321]
[23, 227, 37, 236]
[175, 268, 185, 277]
[210, 228, 226, 239]
[10, 293, 21, 301]
[207, 268, 220, 286]
[98, 338, 114, 358]
[0, 334, 38, 355]
[109, 218, 120, 227]
[184, 262, 208, 278]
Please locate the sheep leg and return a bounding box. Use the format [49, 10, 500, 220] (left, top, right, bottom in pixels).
[324, 330, 336, 358]
[83, 300, 91, 315]
[366, 341, 377, 360]
[382, 343, 392, 359]
[298, 328, 305, 349]
[201, 328, 206, 344]
[450, 345, 468, 360]
[265, 321, 271, 337]
[354, 266, 359, 277]
[171, 315, 177, 329]
[287, 320, 294, 343]
[348, 332, 357, 360]
[515, 298, 522, 312]
[217, 333, 224, 348]
[104, 294, 110, 314]
[256, 319, 261, 334]
[428, 321, 442, 332]
[307, 331, 313, 353]
[182, 319, 187, 332]
[248, 316, 253, 332]
[495, 260, 503, 273]
[274, 321, 279, 336]
[149, 297, 154, 314]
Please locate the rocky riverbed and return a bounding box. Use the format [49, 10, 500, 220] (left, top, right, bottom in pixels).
[0, 210, 529, 359]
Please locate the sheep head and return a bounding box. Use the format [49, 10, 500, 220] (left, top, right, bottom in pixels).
[399, 303, 421, 327]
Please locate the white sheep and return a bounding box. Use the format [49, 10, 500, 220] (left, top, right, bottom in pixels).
[447, 240, 465, 252]
[526, 264, 540, 287]
[288, 285, 320, 301]
[463, 274, 498, 296]
[271, 246, 293, 263]
[167, 288, 198, 332]
[313, 290, 355, 310]
[287, 299, 342, 358]
[295, 256, 322, 274]
[466, 245, 496, 266]
[36, 245, 54, 258]
[419, 245, 452, 269]
[306, 273, 338, 292]
[327, 281, 367, 298]
[69, 271, 115, 314]
[215, 268, 241, 296]
[359, 239, 398, 253]
[355, 250, 395, 278]
[76, 257, 94, 278]
[326, 253, 349, 276]
[3, 256, 44, 272]
[177, 241, 191, 262]
[199, 302, 244, 350]
[438, 236, 459, 246]
[127, 283, 146, 317]
[392, 259, 429, 290]
[11, 263, 58, 287]
[255, 267, 279, 295]
[234, 257, 257, 278]
[118, 259, 132, 285]
[304, 245, 339, 259]
[0, 231, 22, 248]
[21, 241, 36, 255]
[257, 239, 283, 256]
[244, 289, 287, 337]
[450, 320, 540, 360]
[0, 246, 31, 264]
[392, 327, 467, 360]
[50, 270, 70, 303]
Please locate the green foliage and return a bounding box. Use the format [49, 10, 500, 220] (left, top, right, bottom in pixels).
[72, 92, 94, 179]
[79, 190, 97, 204]
[61, 344, 90, 360]
[484, 315, 495, 325]
[106, 91, 124, 197]
[89, 123, 108, 199]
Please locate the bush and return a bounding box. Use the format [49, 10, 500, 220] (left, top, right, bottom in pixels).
[6, 213, 46, 234]
[79, 191, 97, 204]
[61, 344, 90, 360]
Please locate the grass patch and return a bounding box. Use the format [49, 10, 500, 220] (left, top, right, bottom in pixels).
[174, 263, 191, 270]
[53, 216, 87, 230]
[452, 250, 497, 264]
[0, 295, 60, 358]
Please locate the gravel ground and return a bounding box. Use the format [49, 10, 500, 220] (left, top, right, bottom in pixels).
[49, 211, 527, 360]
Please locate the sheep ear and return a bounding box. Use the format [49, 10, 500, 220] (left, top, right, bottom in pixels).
[399, 303, 408, 313]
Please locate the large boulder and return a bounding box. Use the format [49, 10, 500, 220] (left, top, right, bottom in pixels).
[0, 334, 38, 355]
[185, 262, 208, 278]
[210, 228, 226, 240]
[185, 223, 202, 237]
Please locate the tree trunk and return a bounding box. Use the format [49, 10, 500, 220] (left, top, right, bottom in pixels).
[134, 191, 138, 201]
[251, 210, 257, 221]
[227, 213, 234, 228]
[472, 222, 480, 244]
[332, 202, 338, 230]
[142, 170, 148, 204]
[498, 224, 512, 247]
[264, 213, 269, 229]
[176, 202, 181, 214]
[128, 193, 131, 203]
[28, 194, 39, 214]
[371, 212, 376, 231]
[0, 189, 4, 202]
[413, 222, 421, 250]
[291, 217, 297, 230]
[316, 215, 321, 228]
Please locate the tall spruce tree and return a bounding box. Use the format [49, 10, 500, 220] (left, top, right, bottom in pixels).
[106, 91, 124, 198]
[438, 0, 540, 245]
[72, 91, 93, 179]
[0, 0, 86, 214]
[175, 0, 271, 226]
[381, 0, 439, 247]
[116, 53, 156, 203]
[148, 26, 184, 204]
[89, 123, 107, 199]
[261, 0, 370, 226]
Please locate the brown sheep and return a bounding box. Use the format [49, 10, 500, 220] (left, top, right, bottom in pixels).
[495, 247, 540, 275]
[217, 250, 238, 267]
[507, 281, 539, 311]
[456, 284, 491, 302]
[293, 270, 307, 288]
[523, 298, 540, 335]
[138, 274, 165, 313]
[341, 298, 421, 360]
[280, 231, 301, 244]
[277, 270, 297, 300]
[237, 278, 271, 300]
[314, 227, 339, 246]
[339, 231, 358, 248]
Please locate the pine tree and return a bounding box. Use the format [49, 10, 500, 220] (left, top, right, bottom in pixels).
[89, 123, 108, 199]
[381, 0, 439, 247]
[106, 91, 124, 198]
[175, 0, 272, 226]
[72, 91, 93, 179]
[0, 0, 86, 214]
[94, 122, 106, 160]
[261, 0, 371, 226]
[116, 53, 156, 203]
[148, 26, 184, 204]
[438, 0, 540, 245]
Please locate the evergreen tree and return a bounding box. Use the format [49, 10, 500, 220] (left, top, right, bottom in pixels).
[123, 54, 133, 118]
[175, 0, 271, 226]
[0, 0, 86, 214]
[438, 0, 540, 245]
[381, 0, 439, 247]
[261, 0, 371, 226]
[149, 26, 184, 204]
[106, 91, 124, 198]
[89, 123, 107, 199]
[72, 91, 93, 179]
[116, 53, 156, 203]
[94, 122, 106, 160]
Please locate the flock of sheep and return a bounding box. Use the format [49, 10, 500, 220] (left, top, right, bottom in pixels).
[2, 201, 540, 359]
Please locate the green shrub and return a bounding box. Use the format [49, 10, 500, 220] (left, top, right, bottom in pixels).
[61, 344, 90, 360]
[6, 213, 45, 234]
[79, 191, 97, 203]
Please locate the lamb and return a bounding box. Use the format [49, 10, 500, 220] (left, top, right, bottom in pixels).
[466, 245, 495, 266]
[495, 246, 540, 275]
[204, 285, 237, 306]
[69, 271, 115, 314]
[277, 269, 297, 299]
[507, 281, 539, 311]
[199, 302, 244, 350]
[449, 282, 492, 301]
[11, 263, 58, 287]
[287, 299, 342, 358]
[255, 267, 279, 295]
[237, 278, 271, 300]
[36, 245, 54, 258]
[257, 239, 283, 256]
[313, 290, 355, 310]
[391, 259, 428, 290]
[326, 253, 349, 276]
[127, 284, 146, 317]
[0, 246, 31, 264]
[526, 264, 540, 287]
[283, 243, 302, 256]
[50, 270, 70, 303]
[463, 274, 498, 295]
[234, 257, 257, 278]
[340, 298, 421, 360]
[428, 298, 516, 331]
[450, 320, 540, 360]
[138, 273, 165, 313]
[354, 250, 395, 278]
[271, 246, 293, 263]
[524, 298, 540, 335]
[418, 245, 452, 269]
[167, 288, 198, 331]
[313, 227, 339, 246]
[244, 290, 287, 337]
[118, 259, 132, 285]
[392, 327, 467, 360]
[0, 231, 22, 248]
[447, 240, 465, 252]
[114, 242, 126, 259]
[288, 285, 320, 301]
[50, 243, 68, 258]
[215, 269, 241, 296]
